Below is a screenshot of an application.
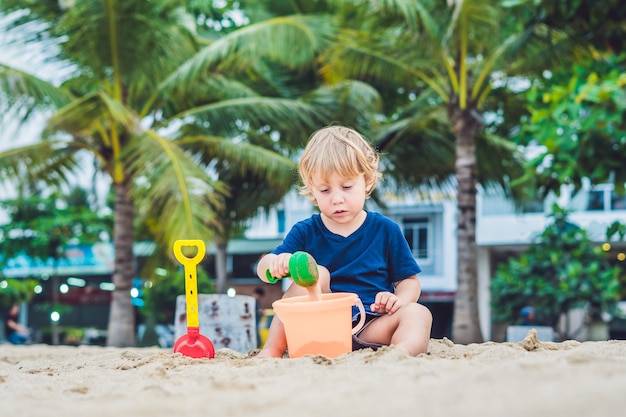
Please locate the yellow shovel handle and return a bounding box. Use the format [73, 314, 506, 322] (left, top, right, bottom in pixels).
[173, 240, 206, 328]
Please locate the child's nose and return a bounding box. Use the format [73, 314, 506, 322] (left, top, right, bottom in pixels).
[331, 190, 343, 203]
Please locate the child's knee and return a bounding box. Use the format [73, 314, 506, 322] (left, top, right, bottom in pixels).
[403, 302, 433, 326]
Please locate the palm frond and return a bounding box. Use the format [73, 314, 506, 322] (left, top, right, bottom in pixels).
[0, 140, 81, 188]
[471, 34, 523, 100]
[0, 64, 73, 123]
[178, 135, 297, 190]
[476, 131, 526, 188]
[329, 0, 438, 34]
[303, 80, 383, 132]
[123, 130, 224, 249]
[45, 91, 138, 137]
[166, 96, 328, 139]
[374, 105, 457, 192]
[155, 14, 335, 97]
[51, 1, 199, 84]
[321, 31, 449, 100]
[442, 0, 500, 50]
[148, 74, 261, 120]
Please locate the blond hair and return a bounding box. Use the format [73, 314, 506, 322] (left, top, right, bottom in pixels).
[298, 126, 382, 203]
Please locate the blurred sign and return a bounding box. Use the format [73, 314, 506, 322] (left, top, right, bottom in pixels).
[1, 242, 115, 277]
[174, 294, 257, 353]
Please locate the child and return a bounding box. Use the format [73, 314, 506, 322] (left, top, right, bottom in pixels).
[256, 125, 432, 357]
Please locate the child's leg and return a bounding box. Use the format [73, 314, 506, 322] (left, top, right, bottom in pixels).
[256, 312, 289, 358]
[256, 282, 309, 358]
[391, 303, 432, 355]
[357, 303, 432, 356]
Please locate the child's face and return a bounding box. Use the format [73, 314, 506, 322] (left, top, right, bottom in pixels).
[309, 171, 367, 227]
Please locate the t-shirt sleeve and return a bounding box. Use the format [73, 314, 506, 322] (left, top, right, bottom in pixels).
[271, 221, 306, 255]
[387, 220, 422, 282]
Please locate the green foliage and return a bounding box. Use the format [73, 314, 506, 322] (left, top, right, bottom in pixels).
[491, 205, 621, 330]
[606, 221, 626, 241]
[141, 267, 215, 325]
[517, 53, 626, 196]
[61, 326, 86, 346]
[529, 0, 626, 54]
[0, 278, 38, 307]
[0, 188, 112, 264]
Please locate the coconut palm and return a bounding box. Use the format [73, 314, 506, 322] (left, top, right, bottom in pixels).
[316, 0, 581, 343]
[0, 1, 349, 346]
[161, 1, 383, 294]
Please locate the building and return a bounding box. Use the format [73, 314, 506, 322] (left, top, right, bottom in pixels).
[477, 182, 626, 340]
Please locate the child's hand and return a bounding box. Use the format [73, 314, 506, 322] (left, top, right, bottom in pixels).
[370, 291, 404, 314]
[268, 253, 292, 279]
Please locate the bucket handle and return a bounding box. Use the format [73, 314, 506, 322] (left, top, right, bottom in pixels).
[351, 297, 366, 335]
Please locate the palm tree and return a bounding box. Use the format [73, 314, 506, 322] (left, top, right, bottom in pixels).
[317, 0, 570, 343]
[152, 1, 384, 294]
[0, 1, 340, 346]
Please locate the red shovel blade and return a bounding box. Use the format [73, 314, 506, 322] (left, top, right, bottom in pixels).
[174, 327, 215, 359]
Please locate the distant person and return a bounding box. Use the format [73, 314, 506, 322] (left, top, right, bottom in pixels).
[5, 304, 30, 345]
[520, 306, 536, 325]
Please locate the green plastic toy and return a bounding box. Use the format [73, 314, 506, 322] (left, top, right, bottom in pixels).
[266, 251, 319, 287]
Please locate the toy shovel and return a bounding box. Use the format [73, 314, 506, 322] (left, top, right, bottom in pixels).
[173, 239, 215, 359]
[266, 251, 319, 287]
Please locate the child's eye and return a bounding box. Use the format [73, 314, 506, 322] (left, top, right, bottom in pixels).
[319, 188, 329, 193]
[342, 185, 352, 190]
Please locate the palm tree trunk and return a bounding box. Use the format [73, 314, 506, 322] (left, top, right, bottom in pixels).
[449, 104, 484, 344]
[106, 180, 136, 347]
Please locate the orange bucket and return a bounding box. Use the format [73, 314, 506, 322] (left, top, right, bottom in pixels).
[272, 292, 366, 358]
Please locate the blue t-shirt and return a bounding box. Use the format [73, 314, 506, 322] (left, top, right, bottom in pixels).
[272, 211, 421, 313]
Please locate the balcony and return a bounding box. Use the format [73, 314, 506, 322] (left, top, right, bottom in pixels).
[477, 185, 626, 247]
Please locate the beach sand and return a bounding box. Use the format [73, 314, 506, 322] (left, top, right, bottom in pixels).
[1, 330, 625, 417]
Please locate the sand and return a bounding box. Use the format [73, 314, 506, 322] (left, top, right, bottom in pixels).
[1, 330, 625, 417]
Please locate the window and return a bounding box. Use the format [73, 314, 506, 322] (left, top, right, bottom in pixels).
[587, 190, 605, 211]
[611, 191, 626, 211]
[402, 217, 432, 264]
[521, 199, 545, 213]
[277, 208, 286, 234]
[585, 185, 626, 212]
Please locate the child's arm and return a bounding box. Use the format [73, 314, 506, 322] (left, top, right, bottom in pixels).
[370, 275, 421, 314]
[256, 252, 292, 283]
[258, 253, 332, 293]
